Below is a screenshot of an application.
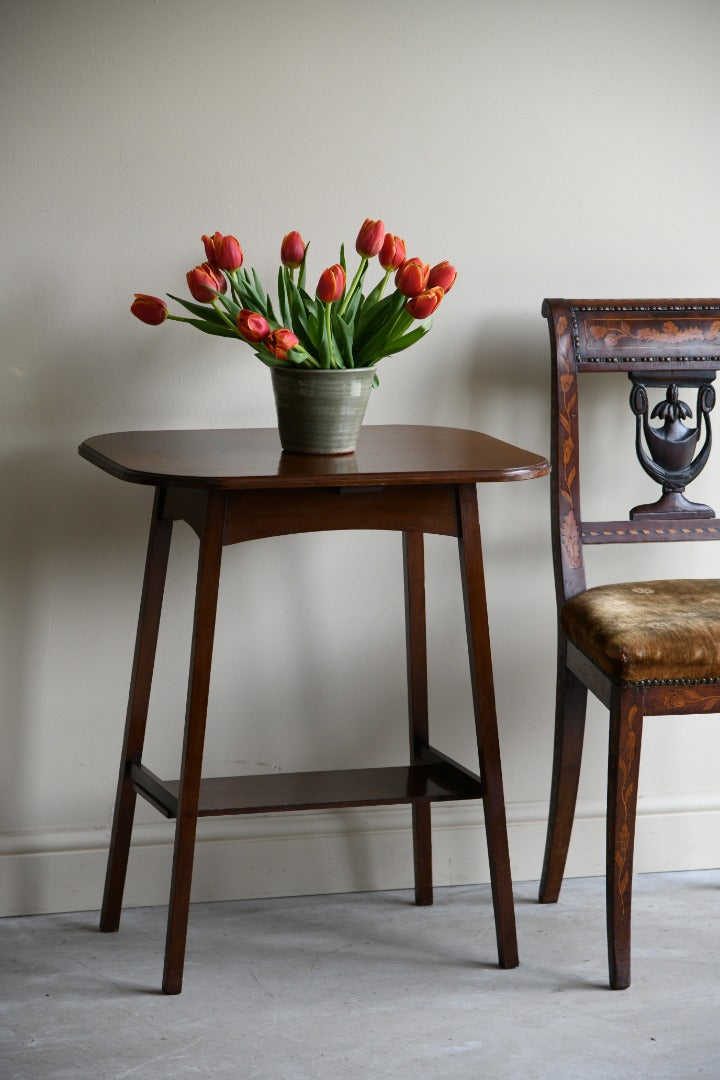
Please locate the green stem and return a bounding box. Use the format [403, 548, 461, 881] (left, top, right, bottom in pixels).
[228, 270, 242, 306]
[324, 301, 336, 368]
[212, 299, 237, 331]
[337, 256, 367, 318]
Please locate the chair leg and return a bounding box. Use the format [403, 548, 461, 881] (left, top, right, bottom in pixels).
[538, 637, 588, 903]
[403, 531, 432, 906]
[100, 491, 173, 933]
[456, 485, 518, 969]
[606, 689, 643, 990]
[162, 492, 226, 995]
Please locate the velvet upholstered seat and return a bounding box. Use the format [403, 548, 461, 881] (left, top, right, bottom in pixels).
[562, 579, 720, 684]
[539, 298, 720, 990]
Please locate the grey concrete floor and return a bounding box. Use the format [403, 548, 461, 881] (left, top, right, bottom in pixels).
[1, 871, 719, 1080]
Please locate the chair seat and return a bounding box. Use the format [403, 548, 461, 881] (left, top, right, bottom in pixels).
[561, 579, 720, 683]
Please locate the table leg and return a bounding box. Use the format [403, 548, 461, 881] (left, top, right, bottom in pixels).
[100, 490, 173, 933]
[163, 492, 226, 994]
[403, 531, 433, 906]
[456, 484, 519, 969]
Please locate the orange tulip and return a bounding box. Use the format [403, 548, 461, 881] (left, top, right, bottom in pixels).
[355, 218, 385, 258]
[316, 263, 346, 303]
[394, 258, 430, 297]
[379, 233, 406, 271]
[265, 328, 300, 360]
[130, 293, 168, 325]
[186, 262, 227, 303]
[427, 261, 457, 293]
[405, 286, 444, 320]
[281, 230, 306, 269]
[236, 309, 271, 342]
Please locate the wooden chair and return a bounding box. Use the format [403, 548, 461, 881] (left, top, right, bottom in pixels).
[539, 298, 720, 988]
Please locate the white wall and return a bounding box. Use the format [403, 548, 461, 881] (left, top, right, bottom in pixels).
[2, 0, 720, 917]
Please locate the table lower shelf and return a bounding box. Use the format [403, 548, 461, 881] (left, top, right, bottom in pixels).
[131, 748, 483, 819]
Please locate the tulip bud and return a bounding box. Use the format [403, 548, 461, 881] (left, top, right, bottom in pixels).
[281, 230, 306, 269]
[355, 218, 385, 258]
[405, 286, 444, 320]
[394, 258, 430, 297]
[316, 263, 346, 303]
[186, 262, 227, 303]
[379, 233, 406, 271]
[427, 261, 457, 294]
[265, 328, 300, 360]
[202, 232, 244, 272]
[236, 309, 271, 343]
[131, 294, 168, 325]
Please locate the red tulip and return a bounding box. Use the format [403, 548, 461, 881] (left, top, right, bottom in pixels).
[202, 232, 244, 272]
[316, 263, 345, 303]
[265, 328, 300, 360]
[131, 293, 168, 325]
[236, 309, 271, 342]
[427, 261, 457, 294]
[405, 286, 444, 320]
[281, 230, 306, 269]
[186, 261, 227, 303]
[355, 218, 385, 258]
[394, 258, 430, 297]
[379, 233, 406, 271]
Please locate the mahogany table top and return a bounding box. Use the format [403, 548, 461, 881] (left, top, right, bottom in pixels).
[79, 425, 549, 491]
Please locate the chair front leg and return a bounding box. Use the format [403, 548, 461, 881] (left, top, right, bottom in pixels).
[539, 632, 588, 903]
[607, 687, 644, 990]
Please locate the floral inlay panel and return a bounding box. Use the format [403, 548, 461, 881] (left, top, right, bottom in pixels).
[573, 308, 720, 362]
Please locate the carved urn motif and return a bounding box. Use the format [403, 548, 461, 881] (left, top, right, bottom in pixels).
[629, 374, 716, 518]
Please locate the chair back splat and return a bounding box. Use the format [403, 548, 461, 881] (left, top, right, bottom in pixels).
[540, 298, 720, 988]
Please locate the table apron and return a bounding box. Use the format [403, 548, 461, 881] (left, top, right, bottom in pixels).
[162, 484, 462, 542]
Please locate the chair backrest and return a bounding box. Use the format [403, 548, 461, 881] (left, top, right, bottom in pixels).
[543, 298, 720, 606]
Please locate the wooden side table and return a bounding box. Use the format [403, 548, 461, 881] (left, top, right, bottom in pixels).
[79, 424, 549, 994]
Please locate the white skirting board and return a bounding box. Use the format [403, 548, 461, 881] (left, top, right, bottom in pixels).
[1, 795, 719, 918]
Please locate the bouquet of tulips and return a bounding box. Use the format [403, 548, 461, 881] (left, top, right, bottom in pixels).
[131, 218, 456, 371]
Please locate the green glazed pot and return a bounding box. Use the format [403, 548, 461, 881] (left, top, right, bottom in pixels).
[271, 366, 375, 455]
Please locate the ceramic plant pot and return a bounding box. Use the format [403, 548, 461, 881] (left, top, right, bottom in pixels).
[271, 366, 375, 454]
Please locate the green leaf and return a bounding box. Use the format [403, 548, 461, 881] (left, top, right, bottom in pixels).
[286, 301, 317, 358]
[298, 242, 308, 292]
[284, 345, 313, 366]
[307, 310, 321, 350]
[251, 267, 268, 302]
[361, 273, 388, 313]
[181, 318, 241, 339]
[354, 292, 407, 363]
[167, 293, 228, 324]
[334, 314, 354, 368]
[355, 290, 405, 346]
[232, 271, 269, 318]
[341, 279, 364, 327]
[378, 319, 433, 359]
[215, 292, 242, 318]
[277, 267, 291, 327]
[282, 277, 321, 363]
[253, 345, 280, 367]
